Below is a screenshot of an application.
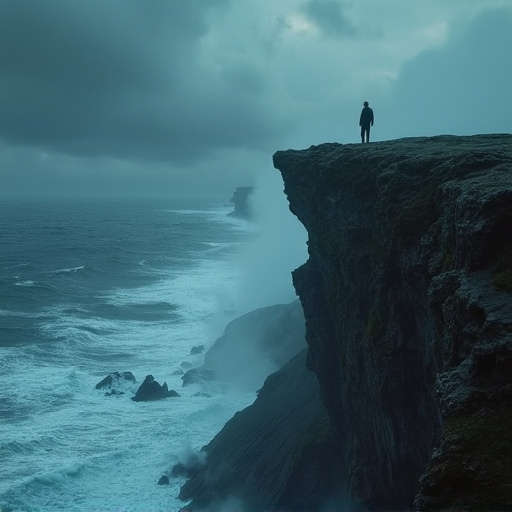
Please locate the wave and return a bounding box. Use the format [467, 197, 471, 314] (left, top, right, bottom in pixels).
[50, 265, 85, 275]
[3, 263, 33, 270]
[28, 463, 85, 487]
[0, 309, 34, 317]
[4, 276, 58, 295]
[159, 208, 211, 215]
[96, 301, 181, 323]
[14, 280, 36, 288]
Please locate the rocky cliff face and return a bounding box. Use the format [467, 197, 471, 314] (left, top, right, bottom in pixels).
[273, 134, 512, 511]
[179, 349, 345, 512]
[228, 186, 254, 219]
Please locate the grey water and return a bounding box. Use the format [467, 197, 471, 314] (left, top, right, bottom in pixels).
[0, 197, 257, 511]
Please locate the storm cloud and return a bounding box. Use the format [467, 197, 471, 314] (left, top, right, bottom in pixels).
[301, 0, 358, 39]
[0, 0, 510, 198]
[0, 0, 290, 164]
[383, 6, 512, 138]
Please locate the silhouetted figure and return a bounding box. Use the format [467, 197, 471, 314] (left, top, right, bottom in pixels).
[359, 101, 374, 143]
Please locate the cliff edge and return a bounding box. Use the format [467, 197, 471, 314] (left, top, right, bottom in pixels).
[273, 134, 512, 510]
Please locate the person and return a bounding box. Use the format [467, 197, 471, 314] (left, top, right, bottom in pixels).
[359, 101, 374, 143]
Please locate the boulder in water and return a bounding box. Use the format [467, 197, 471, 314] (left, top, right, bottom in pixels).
[171, 450, 207, 478]
[95, 372, 136, 395]
[190, 344, 204, 355]
[181, 368, 214, 387]
[132, 375, 180, 402]
[157, 475, 170, 485]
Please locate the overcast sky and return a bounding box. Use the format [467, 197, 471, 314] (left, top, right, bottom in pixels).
[1, 0, 511, 199]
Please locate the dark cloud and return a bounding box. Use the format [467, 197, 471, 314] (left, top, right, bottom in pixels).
[0, 0, 290, 164]
[301, 0, 358, 38]
[1, 2, 508, 199]
[383, 7, 512, 138]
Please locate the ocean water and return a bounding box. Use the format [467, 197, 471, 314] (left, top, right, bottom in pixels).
[0, 197, 258, 512]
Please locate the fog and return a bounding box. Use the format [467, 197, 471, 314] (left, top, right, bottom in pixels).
[229, 169, 308, 314]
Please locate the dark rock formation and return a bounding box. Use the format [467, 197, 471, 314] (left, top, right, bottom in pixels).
[171, 451, 207, 478]
[179, 349, 346, 512]
[157, 475, 169, 485]
[95, 371, 136, 390]
[202, 301, 306, 389]
[190, 344, 204, 355]
[132, 375, 180, 402]
[271, 134, 512, 510]
[181, 368, 214, 387]
[227, 186, 254, 219]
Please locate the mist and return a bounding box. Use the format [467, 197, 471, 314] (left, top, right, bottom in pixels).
[200, 166, 308, 392]
[229, 167, 308, 315]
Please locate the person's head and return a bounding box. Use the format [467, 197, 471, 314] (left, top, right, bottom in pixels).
[363, 101, 369, 107]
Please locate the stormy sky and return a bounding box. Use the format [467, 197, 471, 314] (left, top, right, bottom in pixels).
[1, 0, 511, 199]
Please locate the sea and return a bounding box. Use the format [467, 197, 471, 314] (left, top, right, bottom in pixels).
[0, 196, 260, 512]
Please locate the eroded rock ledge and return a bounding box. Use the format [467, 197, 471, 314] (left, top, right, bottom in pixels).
[178, 135, 512, 512]
[273, 134, 512, 510]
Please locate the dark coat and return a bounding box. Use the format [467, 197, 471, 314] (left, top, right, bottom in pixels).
[359, 106, 374, 127]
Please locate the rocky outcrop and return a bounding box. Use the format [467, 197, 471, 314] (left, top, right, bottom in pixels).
[95, 371, 136, 390]
[272, 134, 512, 510]
[181, 368, 215, 387]
[132, 375, 180, 402]
[95, 371, 137, 396]
[178, 349, 346, 512]
[199, 301, 306, 390]
[228, 186, 254, 219]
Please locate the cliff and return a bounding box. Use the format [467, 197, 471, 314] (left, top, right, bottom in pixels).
[228, 186, 254, 219]
[274, 134, 512, 510]
[179, 349, 345, 511]
[179, 134, 512, 511]
[201, 301, 306, 389]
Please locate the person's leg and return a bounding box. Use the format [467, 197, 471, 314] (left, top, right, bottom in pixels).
[361, 125, 365, 143]
[366, 126, 371, 143]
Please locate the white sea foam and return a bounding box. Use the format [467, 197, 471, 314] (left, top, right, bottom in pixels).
[51, 265, 85, 274]
[14, 280, 36, 287]
[0, 202, 257, 511]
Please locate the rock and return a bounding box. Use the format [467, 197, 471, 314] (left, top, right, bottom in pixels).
[178, 302, 306, 393]
[272, 134, 512, 510]
[202, 300, 306, 390]
[157, 475, 169, 485]
[132, 375, 180, 402]
[180, 361, 193, 370]
[172, 369, 184, 376]
[181, 368, 214, 387]
[178, 135, 512, 512]
[190, 344, 204, 355]
[179, 350, 346, 511]
[227, 186, 254, 219]
[95, 371, 136, 390]
[171, 450, 206, 478]
[171, 463, 188, 478]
